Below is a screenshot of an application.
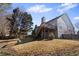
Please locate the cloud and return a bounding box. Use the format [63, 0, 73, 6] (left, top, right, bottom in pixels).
[73, 16, 79, 23]
[74, 16, 79, 20]
[60, 3, 73, 7]
[57, 3, 78, 13]
[26, 5, 53, 13]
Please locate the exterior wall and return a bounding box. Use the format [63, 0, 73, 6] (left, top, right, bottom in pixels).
[48, 30, 56, 39]
[46, 19, 58, 38]
[57, 14, 75, 38]
[61, 14, 75, 34]
[57, 17, 67, 38]
[46, 19, 57, 28]
[4, 21, 10, 36]
[0, 16, 10, 36]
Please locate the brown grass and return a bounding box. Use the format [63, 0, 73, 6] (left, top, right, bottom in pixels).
[0, 39, 17, 48]
[1, 39, 79, 56]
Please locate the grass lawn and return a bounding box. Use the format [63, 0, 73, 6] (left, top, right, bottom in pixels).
[1, 39, 79, 56]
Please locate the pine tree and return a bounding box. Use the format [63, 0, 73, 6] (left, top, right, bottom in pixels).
[6, 8, 33, 39]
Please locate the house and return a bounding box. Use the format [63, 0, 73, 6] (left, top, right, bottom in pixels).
[0, 15, 11, 37]
[32, 13, 75, 40]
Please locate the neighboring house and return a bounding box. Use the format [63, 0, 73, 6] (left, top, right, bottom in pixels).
[0, 15, 10, 36]
[32, 13, 75, 40]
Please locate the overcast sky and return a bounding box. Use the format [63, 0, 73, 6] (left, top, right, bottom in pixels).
[10, 3, 79, 32]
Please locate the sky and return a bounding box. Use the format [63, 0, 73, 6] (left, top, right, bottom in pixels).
[9, 3, 79, 33]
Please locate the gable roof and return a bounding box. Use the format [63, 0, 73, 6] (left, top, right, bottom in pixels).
[44, 14, 63, 29]
[45, 14, 62, 24]
[43, 13, 74, 30]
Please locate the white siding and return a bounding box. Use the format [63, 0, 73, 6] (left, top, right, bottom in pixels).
[57, 14, 75, 38]
[57, 17, 68, 37]
[61, 14, 75, 34]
